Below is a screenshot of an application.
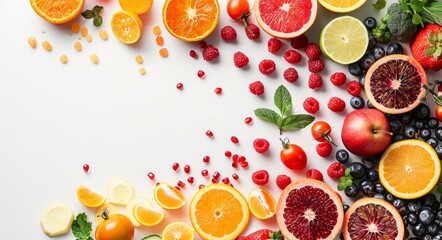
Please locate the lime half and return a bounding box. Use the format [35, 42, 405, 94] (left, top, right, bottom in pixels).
[320, 16, 368, 64]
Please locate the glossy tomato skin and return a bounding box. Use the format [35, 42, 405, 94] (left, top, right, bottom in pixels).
[226, 0, 250, 21]
[95, 214, 134, 240]
[311, 121, 332, 142]
[280, 144, 307, 170]
[436, 106, 442, 122]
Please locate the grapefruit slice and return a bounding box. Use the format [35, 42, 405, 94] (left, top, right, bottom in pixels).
[276, 178, 344, 239]
[254, 0, 317, 38]
[343, 198, 404, 239]
[364, 54, 427, 114]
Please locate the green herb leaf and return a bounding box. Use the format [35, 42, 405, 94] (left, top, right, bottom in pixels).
[71, 213, 93, 240]
[254, 108, 281, 125]
[93, 16, 103, 27]
[372, 0, 386, 9]
[412, 12, 423, 24]
[81, 10, 95, 19]
[81, 5, 104, 27]
[281, 114, 315, 130]
[345, 168, 351, 177]
[411, 0, 425, 11]
[400, 0, 412, 13]
[92, 5, 103, 15]
[274, 85, 292, 116]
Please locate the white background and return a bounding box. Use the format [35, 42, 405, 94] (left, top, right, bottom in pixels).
[0, 0, 439, 239]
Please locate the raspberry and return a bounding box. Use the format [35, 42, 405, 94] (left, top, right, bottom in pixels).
[308, 59, 325, 73]
[251, 169, 269, 185]
[249, 81, 264, 96]
[346, 80, 362, 96]
[283, 67, 298, 83]
[189, 50, 198, 59]
[267, 37, 282, 54]
[328, 96, 346, 112]
[245, 23, 260, 40]
[276, 174, 291, 190]
[290, 34, 309, 49]
[330, 72, 347, 86]
[305, 43, 322, 60]
[308, 73, 323, 90]
[316, 142, 332, 157]
[253, 138, 270, 153]
[233, 51, 249, 68]
[306, 169, 323, 181]
[202, 45, 219, 62]
[303, 97, 320, 113]
[284, 50, 302, 64]
[220, 25, 237, 41]
[327, 162, 345, 179]
[258, 59, 276, 75]
[199, 41, 207, 48]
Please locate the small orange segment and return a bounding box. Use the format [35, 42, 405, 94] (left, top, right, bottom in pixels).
[30, 0, 85, 24]
[248, 188, 276, 220]
[162, 222, 194, 240]
[119, 0, 153, 15]
[77, 186, 106, 208]
[154, 182, 185, 209]
[111, 10, 143, 44]
[133, 203, 165, 226]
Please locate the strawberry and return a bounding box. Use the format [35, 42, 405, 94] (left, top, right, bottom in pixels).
[237, 229, 283, 240]
[410, 23, 442, 71]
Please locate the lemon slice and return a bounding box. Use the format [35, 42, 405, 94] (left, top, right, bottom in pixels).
[107, 176, 135, 205]
[133, 203, 165, 226]
[125, 195, 153, 227]
[40, 202, 74, 237]
[95, 202, 120, 225]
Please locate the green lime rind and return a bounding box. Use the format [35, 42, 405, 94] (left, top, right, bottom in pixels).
[141, 234, 162, 240]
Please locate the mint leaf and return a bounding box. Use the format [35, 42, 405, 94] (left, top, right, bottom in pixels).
[72, 213, 93, 240]
[411, 0, 424, 11]
[412, 13, 423, 25]
[337, 182, 347, 191]
[274, 85, 291, 116]
[92, 5, 103, 15]
[281, 114, 315, 130]
[345, 168, 351, 176]
[372, 0, 386, 9]
[254, 108, 281, 125]
[81, 5, 104, 27]
[93, 16, 103, 27]
[81, 10, 95, 19]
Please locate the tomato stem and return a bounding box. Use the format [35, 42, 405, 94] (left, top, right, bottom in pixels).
[280, 137, 290, 149]
[314, 129, 337, 147]
[423, 79, 442, 105]
[100, 208, 110, 220]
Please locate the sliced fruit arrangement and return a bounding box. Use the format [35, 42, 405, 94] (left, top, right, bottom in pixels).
[111, 10, 144, 44]
[154, 182, 186, 209]
[343, 198, 404, 239]
[189, 183, 250, 239]
[40, 202, 75, 237]
[162, 222, 194, 240]
[318, 0, 367, 13]
[107, 176, 135, 205]
[248, 188, 277, 220]
[30, 0, 85, 24]
[77, 185, 106, 208]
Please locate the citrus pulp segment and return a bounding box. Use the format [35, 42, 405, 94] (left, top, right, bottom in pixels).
[248, 188, 276, 220]
[318, 0, 368, 13]
[107, 176, 135, 205]
[111, 10, 144, 44]
[30, 0, 85, 24]
[125, 195, 154, 227]
[379, 139, 441, 199]
[133, 203, 165, 227]
[189, 183, 250, 239]
[118, 0, 153, 15]
[40, 202, 75, 237]
[154, 182, 186, 209]
[162, 222, 194, 240]
[162, 0, 220, 42]
[77, 185, 106, 208]
[254, 0, 317, 38]
[319, 16, 368, 64]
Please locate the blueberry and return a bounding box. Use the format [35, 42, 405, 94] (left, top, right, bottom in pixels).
[435, 127, 442, 140]
[366, 169, 379, 181]
[359, 54, 376, 70]
[348, 62, 363, 77]
[375, 183, 386, 194]
[373, 193, 385, 199]
[427, 137, 439, 148]
[420, 208, 436, 225]
[392, 133, 405, 142]
[384, 193, 395, 203]
[367, 34, 377, 50]
[359, 180, 376, 197]
[371, 46, 385, 60]
[367, 100, 374, 109]
[408, 200, 423, 213]
[423, 194, 437, 206]
[413, 103, 431, 120]
[407, 212, 419, 225]
[419, 128, 432, 140]
[399, 113, 412, 124]
[349, 162, 366, 179]
[386, 42, 404, 55]
[335, 149, 349, 163]
[389, 120, 401, 134]
[430, 200, 440, 210]
[358, 74, 365, 86]
[363, 16, 377, 30]
[427, 117, 439, 129]
[344, 183, 359, 198]
[427, 222, 440, 236]
[437, 209, 442, 221]
[422, 234, 433, 240]
[435, 145, 442, 160]
[415, 119, 426, 130]
[393, 198, 405, 209]
[350, 96, 365, 109]
[361, 158, 374, 169]
[413, 222, 428, 236]
[404, 125, 417, 139]
[343, 204, 350, 213]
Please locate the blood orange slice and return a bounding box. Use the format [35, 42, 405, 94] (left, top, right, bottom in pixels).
[276, 178, 343, 239]
[343, 198, 404, 239]
[254, 0, 317, 38]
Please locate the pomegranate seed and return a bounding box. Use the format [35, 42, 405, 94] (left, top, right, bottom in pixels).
[232, 173, 239, 180]
[225, 150, 232, 157]
[238, 156, 246, 163]
[214, 87, 222, 94]
[176, 83, 183, 90]
[147, 172, 155, 179]
[177, 180, 186, 188]
[212, 171, 220, 179]
[197, 70, 205, 79]
[201, 169, 209, 177]
[205, 130, 214, 138]
[222, 177, 230, 184]
[232, 154, 239, 163]
[232, 162, 239, 168]
[231, 136, 239, 144]
[184, 165, 191, 173]
[199, 41, 207, 48]
[199, 184, 205, 189]
[175, 186, 181, 191]
[83, 164, 89, 173]
[240, 161, 249, 168]
[187, 176, 194, 184]
[202, 155, 210, 163]
[172, 162, 180, 171]
[244, 117, 253, 124]
[212, 178, 219, 183]
[189, 50, 197, 59]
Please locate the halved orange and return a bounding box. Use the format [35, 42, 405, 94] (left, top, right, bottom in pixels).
[248, 188, 276, 220]
[162, 222, 194, 240]
[318, 0, 367, 12]
[30, 0, 85, 24]
[162, 0, 220, 42]
[379, 139, 441, 199]
[77, 185, 106, 208]
[189, 183, 250, 239]
[111, 10, 143, 44]
[154, 182, 186, 210]
[133, 203, 165, 226]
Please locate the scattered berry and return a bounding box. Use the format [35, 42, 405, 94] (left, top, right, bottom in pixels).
[305, 43, 322, 60]
[276, 174, 291, 190]
[308, 73, 323, 90]
[306, 168, 324, 181]
[147, 172, 155, 179]
[222, 177, 230, 184]
[245, 23, 260, 40]
[283, 67, 298, 83]
[251, 169, 269, 185]
[330, 72, 347, 86]
[212, 171, 220, 179]
[284, 50, 302, 64]
[199, 184, 205, 189]
[214, 87, 222, 94]
[212, 178, 219, 183]
[249, 81, 264, 96]
[327, 162, 345, 179]
[244, 117, 253, 124]
[177, 180, 186, 188]
[290, 34, 309, 49]
[232, 173, 239, 180]
[172, 162, 180, 171]
[201, 169, 209, 177]
[189, 50, 197, 59]
[233, 51, 249, 68]
[240, 161, 249, 168]
[225, 150, 232, 157]
[231, 136, 239, 144]
[184, 165, 191, 173]
[267, 37, 282, 54]
[187, 176, 194, 184]
[202, 45, 219, 62]
[202, 155, 210, 163]
[205, 130, 214, 138]
[303, 97, 320, 113]
[176, 83, 183, 90]
[316, 142, 333, 157]
[253, 138, 270, 153]
[258, 59, 276, 75]
[308, 59, 325, 73]
[220, 25, 237, 41]
[197, 70, 205, 78]
[346, 80, 362, 96]
[198, 41, 207, 48]
[83, 164, 89, 173]
[327, 97, 346, 112]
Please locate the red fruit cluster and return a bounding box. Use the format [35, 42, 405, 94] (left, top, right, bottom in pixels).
[284, 50, 302, 64]
[328, 97, 346, 112]
[303, 97, 319, 113]
[252, 169, 269, 185]
[267, 37, 282, 54]
[220, 25, 237, 41]
[234, 51, 249, 68]
[308, 73, 323, 90]
[327, 162, 345, 179]
[249, 81, 264, 96]
[259, 59, 276, 75]
[346, 80, 362, 96]
[283, 67, 298, 83]
[202, 45, 219, 61]
[330, 72, 347, 86]
[306, 168, 323, 181]
[276, 174, 291, 190]
[253, 138, 270, 153]
[290, 34, 309, 49]
[316, 142, 332, 157]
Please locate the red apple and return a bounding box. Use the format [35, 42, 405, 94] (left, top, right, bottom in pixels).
[341, 109, 391, 157]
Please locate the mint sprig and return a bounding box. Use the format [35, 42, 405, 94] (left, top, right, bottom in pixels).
[254, 85, 314, 135]
[81, 5, 104, 27]
[337, 168, 353, 191]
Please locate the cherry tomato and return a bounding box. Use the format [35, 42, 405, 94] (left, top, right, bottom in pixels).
[95, 210, 134, 240]
[435, 105, 442, 122]
[311, 121, 333, 142]
[280, 138, 307, 170]
[226, 0, 251, 21]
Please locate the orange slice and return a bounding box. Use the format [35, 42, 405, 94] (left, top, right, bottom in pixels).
[189, 183, 250, 239]
[162, 222, 194, 240]
[133, 203, 165, 226]
[154, 182, 185, 210]
[94, 203, 120, 225]
[379, 139, 441, 199]
[111, 10, 143, 44]
[77, 186, 106, 208]
[162, 0, 220, 42]
[125, 195, 153, 227]
[248, 188, 276, 220]
[30, 0, 85, 24]
[318, 0, 367, 12]
[119, 0, 153, 15]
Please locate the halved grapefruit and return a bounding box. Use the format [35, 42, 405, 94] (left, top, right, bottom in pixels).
[364, 54, 427, 114]
[254, 0, 317, 38]
[276, 178, 343, 239]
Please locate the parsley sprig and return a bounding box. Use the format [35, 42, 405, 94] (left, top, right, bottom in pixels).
[71, 213, 93, 240]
